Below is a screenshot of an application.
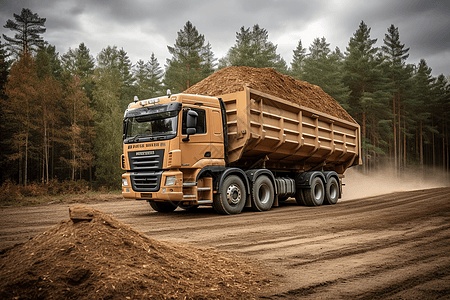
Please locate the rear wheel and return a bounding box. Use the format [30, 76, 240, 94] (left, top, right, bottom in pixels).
[251, 175, 274, 211]
[149, 200, 178, 212]
[295, 188, 306, 206]
[302, 177, 325, 206]
[213, 175, 246, 215]
[324, 177, 339, 205]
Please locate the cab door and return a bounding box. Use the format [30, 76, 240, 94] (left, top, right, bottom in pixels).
[180, 106, 211, 167]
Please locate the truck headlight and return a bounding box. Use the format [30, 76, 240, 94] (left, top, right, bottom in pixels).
[165, 175, 176, 186]
[122, 178, 129, 186]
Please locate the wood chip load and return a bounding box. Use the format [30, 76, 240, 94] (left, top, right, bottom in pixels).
[184, 66, 355, 123]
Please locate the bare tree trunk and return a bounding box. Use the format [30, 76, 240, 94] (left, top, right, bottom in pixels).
[362, 110, 366, 174]
[420, 121, 424, 172]
[393, 92, 397, 173]
[398, 99, 401, 171]
[25, 130, 28, 187]
[403, 117, 406, 168]
[18, 147, 23, 185]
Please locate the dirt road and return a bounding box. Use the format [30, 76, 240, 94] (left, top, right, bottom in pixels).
[1, 187, 450, 299]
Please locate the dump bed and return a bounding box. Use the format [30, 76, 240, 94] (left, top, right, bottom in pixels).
[220, 87, 361, 174]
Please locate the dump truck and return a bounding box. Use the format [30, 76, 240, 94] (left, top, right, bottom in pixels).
[121, 87, 361, 214]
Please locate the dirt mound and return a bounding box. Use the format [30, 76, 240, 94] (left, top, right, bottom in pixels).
[184, 66, 354, 123]
[0, 205, 268, 299]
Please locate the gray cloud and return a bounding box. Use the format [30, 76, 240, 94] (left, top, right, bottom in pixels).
[1, 0, 449, 76]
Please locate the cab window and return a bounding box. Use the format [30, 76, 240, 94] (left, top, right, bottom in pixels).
[182, 107, 207, 135]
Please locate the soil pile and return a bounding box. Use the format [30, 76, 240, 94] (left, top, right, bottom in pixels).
[184, 66, 354, 123]
[0, 205, 268, 299]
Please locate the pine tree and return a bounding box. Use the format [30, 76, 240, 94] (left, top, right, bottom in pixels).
[411, 59, 434, 170]
[302, 38, 350, 110]
[61, 75, 95, 181]
[430, 74, 449, 170]
[147, 53, 164, 97]
[92, 46, 125, 188]
[61, 43, 95, 79]
[2, 8, 46, 55]
[60, 43, 96, 181]
[0, 38, 13, 182]
[35, 46, 63, 183]
[165, 21, 209, 92]
[343, 21, 392, 172]
[221, 24, 287, 73]
[117, 48, 135, 109]
[3, 53, 40, 185]
[201, 42, 217, 78]
[381, 24, 410, 171]
[290, 40, 307, 79]
[133, 59, 150, 99]
[133, 53, 164, 99]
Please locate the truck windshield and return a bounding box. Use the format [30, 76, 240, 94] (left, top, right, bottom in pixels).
[124, 111, 178, 143]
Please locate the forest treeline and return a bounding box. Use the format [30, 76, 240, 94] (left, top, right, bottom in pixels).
[0, 8, 449, 189]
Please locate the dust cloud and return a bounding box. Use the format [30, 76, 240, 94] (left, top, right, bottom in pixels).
[341, 166, 450, 201]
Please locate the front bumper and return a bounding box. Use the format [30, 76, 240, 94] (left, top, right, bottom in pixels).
[122, 170, 183, 201]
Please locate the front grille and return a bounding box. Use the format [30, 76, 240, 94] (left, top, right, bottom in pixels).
[130, 171, 163, 192]
[128, 149, 164, 171]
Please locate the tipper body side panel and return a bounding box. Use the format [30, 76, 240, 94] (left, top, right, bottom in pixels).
[220, 87, 361, 174]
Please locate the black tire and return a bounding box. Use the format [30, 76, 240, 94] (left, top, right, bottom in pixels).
[179, 204, 200, 211]
[295, 188, 307, 206]
[213, 175, 246, 215]
[251, 175, 274, 211]
[324, 177, 339, 205]
[302, 177, 325, 206]
[149, 200, 178, 212]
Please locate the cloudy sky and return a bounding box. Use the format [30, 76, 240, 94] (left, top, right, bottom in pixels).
[1, 0, 449, 77]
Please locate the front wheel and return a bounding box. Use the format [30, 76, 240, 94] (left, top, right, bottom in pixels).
[251, 175, 274, 211]
[213, 175, 246, 215]
[149, 200, 178, 212]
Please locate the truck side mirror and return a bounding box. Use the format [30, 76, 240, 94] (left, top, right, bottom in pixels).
[183, 110, 198, 142]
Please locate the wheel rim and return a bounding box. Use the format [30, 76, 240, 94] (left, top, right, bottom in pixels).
[226, 184, 242, 205]
[314, 183, 323, 201]
[258, 183, 270, 204]
[330, 183, 338, 200]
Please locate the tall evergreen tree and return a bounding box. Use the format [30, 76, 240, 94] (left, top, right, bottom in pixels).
[117, 48, 135, 109]
[0, 38, 13, 182]
[290, 40, 307, 79]
[133, 59, 150, 99]
[411, 59, 434, 169]
[165, 21, 210, 92]
[3, 53, 40, 185]
[381, 24, 410, 170]
[61, 75, 95, 181]
[61, 43, 95, 100]
[147, 53, 164, 97]
[133, 53, 164, 99]
[2, 8, 46, 55]
[302, 38, 350, 110]
[201, 41, 217, 78]
[430, 74, 449, 170]
[343, 21, 392, 172]
[36, 45, 62, 80]
[35, 46, 64, 183]
[221, 24, 287, 73]
[60, 43, 96, 181]
[92, 46, 125, 188]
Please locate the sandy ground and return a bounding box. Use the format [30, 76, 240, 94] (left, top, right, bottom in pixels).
[1, 186, 450, 299]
